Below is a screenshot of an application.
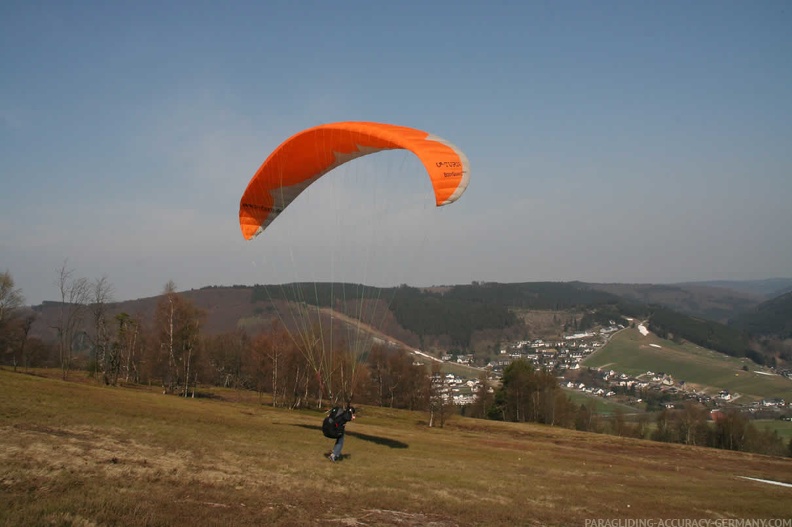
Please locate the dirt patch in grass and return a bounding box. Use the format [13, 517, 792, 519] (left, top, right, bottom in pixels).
[327, 508, 458, 527]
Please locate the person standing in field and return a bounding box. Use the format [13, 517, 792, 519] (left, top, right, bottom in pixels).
[323, 405, 356, 462]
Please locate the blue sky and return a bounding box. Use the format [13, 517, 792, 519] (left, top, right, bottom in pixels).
[2, 1, 791, 305]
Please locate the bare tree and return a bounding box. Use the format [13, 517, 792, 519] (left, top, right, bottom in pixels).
[89, 276, 115, 384]
[367, 346, 388, 407]
[154, 281, 204, 395]
[250, 325, 302, 408]
[678, 401, 710, 446]
[204, 329, 250, 389]
[374, 347, 425, 410]
[54, 261, 90, 379]
[0, 295, 43, 372]
[714, 410, 750, 451]
[265, 328, 289, 406]
[14, 313, 37, 372]
[0, 270, 24, 325]
[156, 281, 178, 392]
[469, 372, 495, 419]
[182, 316, 200, 398]
[115, 312, 141, 383]
[428, 363, 452, 428]
[0, 270, 26, 369]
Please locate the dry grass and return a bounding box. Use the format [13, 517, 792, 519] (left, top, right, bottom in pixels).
[2, 368, 791, 526]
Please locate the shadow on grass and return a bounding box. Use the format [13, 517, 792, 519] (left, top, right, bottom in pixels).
[295, 425, 409, 449]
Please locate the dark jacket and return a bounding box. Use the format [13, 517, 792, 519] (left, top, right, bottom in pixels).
[322, 407, 354, 439]
[335, 407, 354, 427]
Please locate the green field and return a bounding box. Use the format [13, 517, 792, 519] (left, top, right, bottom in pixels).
[2, 367, 791, 526]
[562, 387, 644, 415]
[583, 328, 792, 402]
[754, 419, 792, 442]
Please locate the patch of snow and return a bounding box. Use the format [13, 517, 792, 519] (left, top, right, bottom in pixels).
[649, 344, 662, 349]
[638, 324, 649, 336]
[412, 349, 442, 363]
[738, 476, 792, 488]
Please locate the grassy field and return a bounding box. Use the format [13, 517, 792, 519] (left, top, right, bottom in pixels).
[583, 327, 792, 402]
[754, 419, 792, 442]
[562, 388, 643, 416]
[1, 368, 791, 526]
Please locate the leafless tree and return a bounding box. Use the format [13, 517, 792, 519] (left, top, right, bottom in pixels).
[250, 325, 302, 408]
[364, 346, 425, 410]
[428, 363, 452, 428]
[678, 401, 710, 446]
[204, 330, 250, 389]
[115, 312, 141, 383]
[469, 372, 495, 419]
[16, 313, 37, 371]
[0, 270, 24, 325]
[157, 281, 178, 392]
[54, 261, 90, 379]
[154, 281, 204, 395]
[89, 276, 115, 384]
[266, 329, 287, 406]
[367, 346, 388, 406]
[0, 270, 26, 369]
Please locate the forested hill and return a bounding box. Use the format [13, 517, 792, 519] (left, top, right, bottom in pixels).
[252, 281, 646, 349]
[252, 282, 523, 349]
[646, 307, 759, 363]
[438, 281, 626, 310]
[730, 291, 792, 339]
[588, 282, 763, 323]
[250, 281, 785, 365]
[248, 279, 754, 322]
[694, 278, 792, 298]
[25, 281, 788, 366]
[253, 281, 637, 311]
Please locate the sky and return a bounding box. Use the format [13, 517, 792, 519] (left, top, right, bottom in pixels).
[2, 1, 791, 305]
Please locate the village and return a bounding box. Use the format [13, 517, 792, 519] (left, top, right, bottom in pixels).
[434, 323, 789, 414]
[430, 325, 624, 407]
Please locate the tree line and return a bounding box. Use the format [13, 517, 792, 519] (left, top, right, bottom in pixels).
[0, 268, 458, 415]
[731, 291, 792, 339]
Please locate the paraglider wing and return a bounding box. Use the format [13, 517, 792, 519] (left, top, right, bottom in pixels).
[239, 121, 470, 240]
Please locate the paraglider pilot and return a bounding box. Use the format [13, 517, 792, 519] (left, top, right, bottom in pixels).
[323, 405, 356, 462]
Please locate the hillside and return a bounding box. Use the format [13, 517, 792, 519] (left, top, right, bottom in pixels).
[646, 306, 755, 361]
[27, 280, 777, 345]
[588, 282, 762, 322]
[731, 291, 792, 339]
[28, 285, 415, 347]
[2, 368, 791, 526]
[583, 326, 792, 402]
[691, 278, 792, 299]
[29, 287, 263, 342]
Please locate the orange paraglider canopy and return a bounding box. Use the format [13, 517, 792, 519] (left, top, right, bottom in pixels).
[239, 121, 469, 240]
